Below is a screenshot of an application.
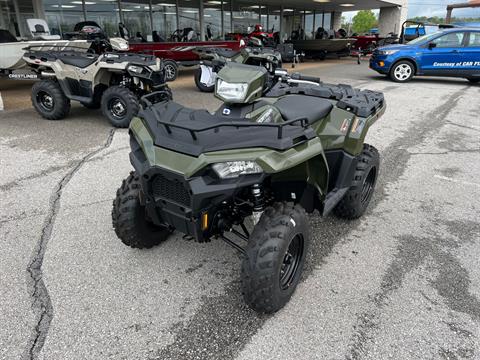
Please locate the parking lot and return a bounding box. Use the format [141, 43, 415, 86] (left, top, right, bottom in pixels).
[1, 59, 479, 360]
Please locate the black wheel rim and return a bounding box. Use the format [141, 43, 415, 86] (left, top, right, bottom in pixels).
[361, 167, 377, 204]
[108, 98, 127, 119]
[37, 91, 54, 111]
[280, 234, 304, 290]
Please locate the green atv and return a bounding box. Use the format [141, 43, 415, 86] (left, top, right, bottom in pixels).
[112, 63, 385, 313]
[193, 46, 282, 92]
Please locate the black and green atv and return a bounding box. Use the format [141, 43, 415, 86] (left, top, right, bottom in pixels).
[112, 63, 385, 313]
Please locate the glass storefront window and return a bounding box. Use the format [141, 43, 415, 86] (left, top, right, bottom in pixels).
[121, 0, 151, 40]
[204, 0, 221, 40]
[231, 3, 260, 33]
[222, 0, 231, 35]
[178, 0, 199, 39]
[323, 12, 331, 30]
[304, 12, 313, 39]
[44, 0, 84, 36]
[151, 1, 176, 41]
[266, 8, 280, 33]
[84, 0, 120, 37]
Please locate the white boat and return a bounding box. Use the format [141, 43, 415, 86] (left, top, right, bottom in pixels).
[0, 19, 92, 71]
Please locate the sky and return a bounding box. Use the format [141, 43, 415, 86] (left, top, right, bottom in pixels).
[343, 0, 480, 21]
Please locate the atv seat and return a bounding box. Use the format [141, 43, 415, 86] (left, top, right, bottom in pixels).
[58, 53, 98, 68]
[214, 48, 241, 58]
[274, 95, 333, 125]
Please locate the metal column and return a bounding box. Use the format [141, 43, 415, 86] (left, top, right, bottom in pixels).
[230, 0, 233, 33]
[118, 0, 124, 23]
[12, 0, 23, 37]
[312, 10, 315, 38]
[199, 0, 205, 41]
[82, 0, 87, 21]
[266, 6, 269, 30]
[220, 0, 224, 38]
[303, 10, 306, 39]
[0, 5, 6, 29]
[279, 6, 283, 43]
[149, 0, 154, 34]
[175, 0, 180, 30]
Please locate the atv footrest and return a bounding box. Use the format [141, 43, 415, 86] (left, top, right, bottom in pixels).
[322, 187, 348, 216]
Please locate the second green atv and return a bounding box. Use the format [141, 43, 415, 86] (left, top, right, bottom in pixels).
[112, 63, 385, 313]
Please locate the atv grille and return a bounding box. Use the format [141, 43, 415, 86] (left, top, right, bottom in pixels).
[151, 174, 191, 206]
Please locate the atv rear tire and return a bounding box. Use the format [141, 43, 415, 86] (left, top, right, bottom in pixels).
[101, 86, 139, 128]
[112, 172, 171, 249]
[334, 144, 379, 219]
[31, 80, 70, 120]
[389, 60, 415, 83]
[194, 67, 215, 92]
[241, 202, 309, 313]
[163, 60, 178, 82]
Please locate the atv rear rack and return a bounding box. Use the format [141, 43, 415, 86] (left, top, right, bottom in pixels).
[141, 92, 310, 141]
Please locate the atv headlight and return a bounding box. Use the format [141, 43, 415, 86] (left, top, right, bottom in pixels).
[216, 79, 248, 102]
[378, 49, 399, 55]
[212, 161, 263, 179]
[128, 65, 144, 74]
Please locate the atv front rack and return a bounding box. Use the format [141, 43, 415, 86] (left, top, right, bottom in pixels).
[142, 94, 310, 141]
[138, 98, 317, 156]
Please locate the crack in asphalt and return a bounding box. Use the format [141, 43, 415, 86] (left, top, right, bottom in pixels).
[149, 86, 469, 359]
[409, 148, 480, 156]
[21, 129, 116, 360]
[0, 162, 77, 192]
[345, 87, 471, 360]
[0, 145, 128, 192]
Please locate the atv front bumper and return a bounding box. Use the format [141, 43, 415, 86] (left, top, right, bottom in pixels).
[129, 135, 264, 242]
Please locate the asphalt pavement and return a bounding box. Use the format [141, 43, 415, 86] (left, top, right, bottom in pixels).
[1, 59, 479, 360]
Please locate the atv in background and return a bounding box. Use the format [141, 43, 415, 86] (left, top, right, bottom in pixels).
[193, 46, 282, 92]
[24, 49, 171, 127]
[112, 62, 385, 313]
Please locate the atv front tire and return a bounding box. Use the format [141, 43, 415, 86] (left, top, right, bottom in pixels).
[31, 80, 70, 120]
[194, 67, 215, 92]
[334, 144, 379, 219]
[241, 202, 309, 313]
[101, 86, 139, 128]
[112, 172, 171, 248]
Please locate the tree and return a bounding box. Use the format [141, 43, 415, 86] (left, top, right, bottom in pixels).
[352, 10, 378, 34]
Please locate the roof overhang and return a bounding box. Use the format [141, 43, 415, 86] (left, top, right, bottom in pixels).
[231, 0, 405, 11]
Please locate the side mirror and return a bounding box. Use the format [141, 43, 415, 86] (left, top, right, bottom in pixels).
[428, 42, 437, 49]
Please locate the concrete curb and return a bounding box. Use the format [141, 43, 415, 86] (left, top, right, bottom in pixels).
[0, 92, 4, 111]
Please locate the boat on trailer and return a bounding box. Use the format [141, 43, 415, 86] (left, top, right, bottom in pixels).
[0, 19, 92, 72]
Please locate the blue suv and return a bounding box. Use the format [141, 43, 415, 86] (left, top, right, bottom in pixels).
[370, 28, 480, 83]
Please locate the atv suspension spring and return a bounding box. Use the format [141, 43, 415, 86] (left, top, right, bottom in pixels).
[251, 184, 265, 213]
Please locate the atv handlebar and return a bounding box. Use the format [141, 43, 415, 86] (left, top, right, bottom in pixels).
[290, 73, 321, 84]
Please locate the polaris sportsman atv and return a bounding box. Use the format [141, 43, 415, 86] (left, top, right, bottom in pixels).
[112, 63, 385, 313]
[25, 49, 171, 128]
[193, 46, 282, 92]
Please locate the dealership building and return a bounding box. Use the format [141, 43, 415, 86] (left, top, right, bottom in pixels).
[0, 0, 408, 42]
